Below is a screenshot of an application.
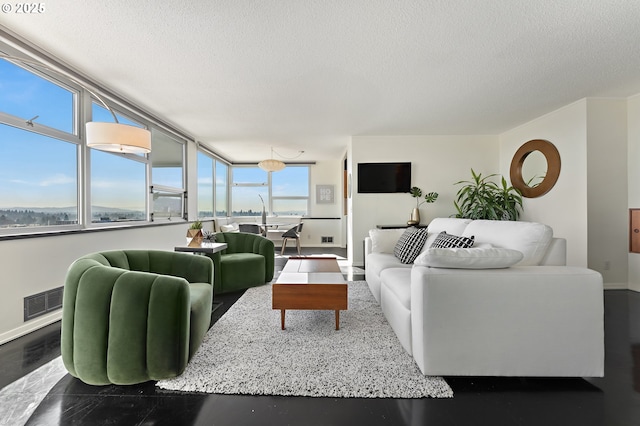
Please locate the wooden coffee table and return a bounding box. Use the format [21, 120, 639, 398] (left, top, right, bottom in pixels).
[272, 257, 348, 330]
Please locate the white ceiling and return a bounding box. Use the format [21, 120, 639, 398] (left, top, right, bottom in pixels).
[2, 1, 640, 163]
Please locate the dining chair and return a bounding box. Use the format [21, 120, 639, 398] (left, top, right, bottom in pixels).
[239, 223, 262, 234]
[281, 222, 304, 255]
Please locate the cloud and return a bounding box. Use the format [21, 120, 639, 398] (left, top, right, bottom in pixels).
[9, 178, 30, 185]
[7, 174, 74, 187]
[91, 180, 120, 189]
[40, 174, 75, 187]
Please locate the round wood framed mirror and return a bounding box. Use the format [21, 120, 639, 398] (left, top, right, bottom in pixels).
[510, 139, 561, 198]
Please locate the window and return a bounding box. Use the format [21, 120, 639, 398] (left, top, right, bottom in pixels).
[272, 166, 309, 216]
[197, 152, 214, 218]
[90, 150, 146, 223]
[198, 153, 229, 218]
[232, 167, 268, 216]
[0, 44, 194, 234]
[0, 56, 80, 233]
[0, 123, 78, 229]
[230, 166, 309, 217]
[149, 129, 185, 221]
[90, 103, 149, 223]
[150, 187, 184, 221]
[151, 129, 184, 189]
[0, 59, 75, 134]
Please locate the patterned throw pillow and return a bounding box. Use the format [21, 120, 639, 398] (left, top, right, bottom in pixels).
[393, 227, 429, 264]
[430, 231, 475, 249]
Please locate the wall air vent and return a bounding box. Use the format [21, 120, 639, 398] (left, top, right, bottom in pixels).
[24, 286, 64, 322]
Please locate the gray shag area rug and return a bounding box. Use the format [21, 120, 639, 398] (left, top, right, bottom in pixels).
[156, 281, 453, 398]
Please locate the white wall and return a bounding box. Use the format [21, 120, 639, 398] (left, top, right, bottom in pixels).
[628, 94, 640, 292]
[305, 160, 346, 248]
[586, 99, 628, 288]
[0, 222, 208, 344]
[499, 100, 589, 267]
[499, 98, 629, 288]
[348, 135, 499, 266]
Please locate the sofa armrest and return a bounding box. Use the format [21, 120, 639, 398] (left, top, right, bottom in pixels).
[410, 265, 604, 377]
[364, 237, 373, 269]
[539, 237, 566, 266]
[165, 251, 214, 285]
[255, 237, 275, 282]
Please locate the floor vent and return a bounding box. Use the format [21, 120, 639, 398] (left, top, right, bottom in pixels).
[24, 286, 64, 322]
[321, 236, 334, 243]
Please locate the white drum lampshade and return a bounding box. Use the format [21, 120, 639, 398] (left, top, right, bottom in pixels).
[86, 122, 151, 154]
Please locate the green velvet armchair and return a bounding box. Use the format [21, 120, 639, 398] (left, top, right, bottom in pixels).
[61, 250, 214, 385]
[207, 232, 275, 294]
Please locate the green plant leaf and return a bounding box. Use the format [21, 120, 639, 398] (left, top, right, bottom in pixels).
[424, 192, 438, 203]
[453, 169, 523, 220]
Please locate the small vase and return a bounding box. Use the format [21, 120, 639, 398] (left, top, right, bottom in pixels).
[407, 208, 420, 226]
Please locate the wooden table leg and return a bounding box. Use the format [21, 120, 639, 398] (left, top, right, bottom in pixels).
[335, 310, 340, 330]
[281, 309, 286, 330]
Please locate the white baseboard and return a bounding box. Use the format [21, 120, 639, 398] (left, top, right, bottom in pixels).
[0, 310, 62, 346]
[604, 282, 628, 290]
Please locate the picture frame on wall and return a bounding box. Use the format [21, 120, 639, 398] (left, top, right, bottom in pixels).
[316, 184, 335, 204]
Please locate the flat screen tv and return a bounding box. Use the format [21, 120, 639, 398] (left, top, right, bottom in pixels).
[357, 162, 411, 193]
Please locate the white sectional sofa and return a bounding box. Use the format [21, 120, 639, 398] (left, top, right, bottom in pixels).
[364, 218, 604, 377]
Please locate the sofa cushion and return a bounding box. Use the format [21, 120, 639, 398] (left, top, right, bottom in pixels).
[423, 218, 472, 248]
[368, 228, 406, 253]
[394, 227, 429, 264]
[414, 247, 524, 269]
[220, 223, 239, 232]
[427, 217, 473, 235]
[461, 220, 552, 266]
[366, 253, 412, 278]
[430, 231, 475, 249]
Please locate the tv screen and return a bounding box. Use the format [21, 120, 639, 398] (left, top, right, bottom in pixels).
[357, 162, 411, 193]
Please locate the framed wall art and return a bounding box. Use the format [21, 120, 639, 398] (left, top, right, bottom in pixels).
[316, 184, 335, 204]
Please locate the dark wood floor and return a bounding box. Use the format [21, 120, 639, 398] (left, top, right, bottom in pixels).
[2, 248, 640, 425]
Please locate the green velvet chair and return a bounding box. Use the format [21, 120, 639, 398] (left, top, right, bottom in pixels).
[207, 232, 275, 294]
[61, 250, 214, 385]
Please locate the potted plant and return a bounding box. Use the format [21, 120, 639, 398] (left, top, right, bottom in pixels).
[187, 220, 203, 245]
[453, 169, 523, 221]
[408, 187, 438, 225]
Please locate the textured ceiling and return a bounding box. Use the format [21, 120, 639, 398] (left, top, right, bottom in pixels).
[2, 0, 640, 162]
